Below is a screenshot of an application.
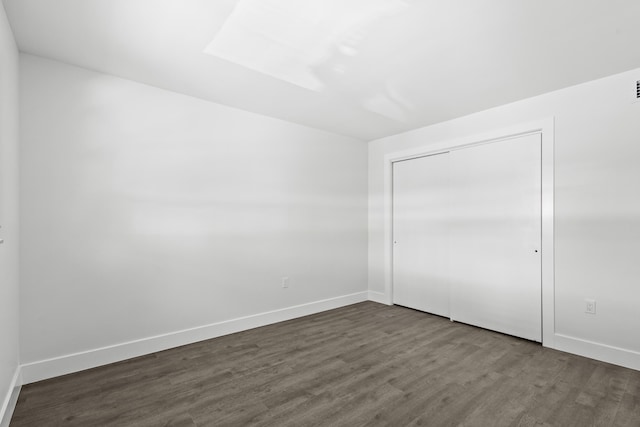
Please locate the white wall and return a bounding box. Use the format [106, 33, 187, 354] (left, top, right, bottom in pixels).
[0, 0, 20, 422]
[369, 67, 640, 369]
[19, 55, 367, 378]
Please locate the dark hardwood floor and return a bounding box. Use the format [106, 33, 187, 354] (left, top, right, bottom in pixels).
[10, 301, 640, 426]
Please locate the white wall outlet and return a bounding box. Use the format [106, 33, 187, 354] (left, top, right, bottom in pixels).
[585, 299, 596, 314]
[281, 276, 289, 288]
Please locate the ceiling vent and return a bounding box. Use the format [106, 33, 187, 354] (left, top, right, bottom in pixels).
[636, 80, 640, 100]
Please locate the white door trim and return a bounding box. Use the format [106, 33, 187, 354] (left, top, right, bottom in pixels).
[381, 118, 555, 347]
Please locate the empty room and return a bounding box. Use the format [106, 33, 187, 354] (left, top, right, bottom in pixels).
[1, 0, 640, 426]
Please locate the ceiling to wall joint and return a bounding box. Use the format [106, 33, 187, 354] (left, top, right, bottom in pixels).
[4, 0, 640, 140]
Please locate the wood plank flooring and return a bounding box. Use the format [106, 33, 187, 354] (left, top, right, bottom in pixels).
[10, 302, 640, 426]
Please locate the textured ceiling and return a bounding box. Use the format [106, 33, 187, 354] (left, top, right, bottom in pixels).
[5, 0, 640, 140]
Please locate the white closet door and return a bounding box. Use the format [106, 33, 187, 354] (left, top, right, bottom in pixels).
[449, 134, 541, 341]
[393, 152, 449, 317]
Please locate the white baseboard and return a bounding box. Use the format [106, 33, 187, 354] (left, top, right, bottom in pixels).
[21, 291, 368, 384]
[553, 333, 640, 371]
[18, 294, 639, 389]
[368, 290, 391, 305]
[364, 292, 640, 372]
[0, 367, 22, 427]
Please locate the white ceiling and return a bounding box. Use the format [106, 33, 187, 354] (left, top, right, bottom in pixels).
[4, 0, 640, 141]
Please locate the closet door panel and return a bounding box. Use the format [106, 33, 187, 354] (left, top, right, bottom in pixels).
[392, 153, 449, 317]
[449, 134, 542, 341]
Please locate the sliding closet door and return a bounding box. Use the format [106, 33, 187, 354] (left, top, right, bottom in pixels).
[393, 152, 449, 317]
[449, 134, 541, 341]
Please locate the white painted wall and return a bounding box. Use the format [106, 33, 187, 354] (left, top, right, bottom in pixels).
[19, 55, 367, 371]
[0, 1, 20, 422]
[369, 67, 640, 368]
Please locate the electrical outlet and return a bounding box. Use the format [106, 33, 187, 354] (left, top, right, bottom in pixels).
[585, 299, 596, 314]
[281, 277, 289, 288]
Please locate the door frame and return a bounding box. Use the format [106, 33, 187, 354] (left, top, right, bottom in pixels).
[382, 118, 555, 347]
